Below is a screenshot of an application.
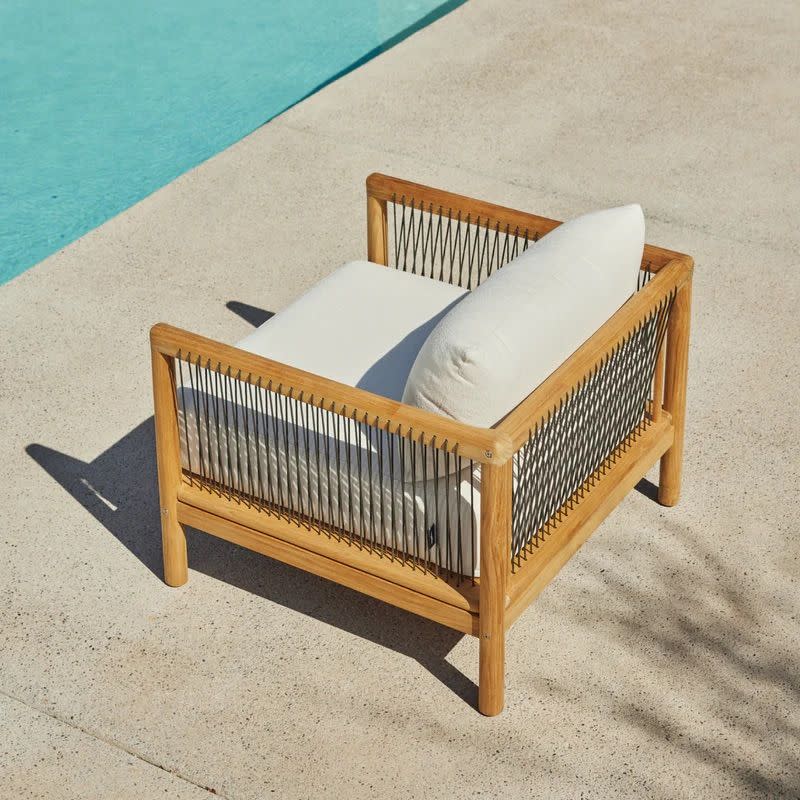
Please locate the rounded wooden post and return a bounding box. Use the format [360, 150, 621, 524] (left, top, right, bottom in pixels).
[151, 344, 188, 586]
[658, 277, 692, 506]
[367, 193, 388, 265]
[479, 460, 512, 716]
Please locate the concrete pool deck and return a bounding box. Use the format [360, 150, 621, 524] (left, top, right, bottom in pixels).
[1, 0, 798, 797]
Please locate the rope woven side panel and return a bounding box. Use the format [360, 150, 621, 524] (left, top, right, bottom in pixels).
[172, 361, 478, 584]
[387, 194, 535, 289]
[510, 290, 675, 570]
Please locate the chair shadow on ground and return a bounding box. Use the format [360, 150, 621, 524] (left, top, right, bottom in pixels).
[225, 301, 274, 328]
[633, 476, 660, 502]
[25, 300, 475, 707]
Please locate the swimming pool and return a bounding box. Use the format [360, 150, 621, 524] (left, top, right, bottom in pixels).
[1, 0, 463, 285]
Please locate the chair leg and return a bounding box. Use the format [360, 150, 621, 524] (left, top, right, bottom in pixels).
[659, 278, 692, 507]
[478, 461, 511, 716]
[479, 620, 505, 716]
[151, 344, 188, 586]
[161, 512, 188, 587]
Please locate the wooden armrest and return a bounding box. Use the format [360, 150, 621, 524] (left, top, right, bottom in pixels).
[150, 323, 511, 465]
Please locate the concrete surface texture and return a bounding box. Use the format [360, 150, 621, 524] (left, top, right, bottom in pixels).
[1, 0, 798, 797]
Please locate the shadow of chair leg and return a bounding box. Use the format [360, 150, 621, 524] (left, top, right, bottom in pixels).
[416, 652, 477, 705]
[634, 477, 659, 502]
[225, 301, 274, 328]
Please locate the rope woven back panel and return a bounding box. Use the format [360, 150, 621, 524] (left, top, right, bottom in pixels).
[510, 285, 674, 570]
[387, 194, 534, 289]
[386, 194, 659, 290]
[172, 359, 479, 584]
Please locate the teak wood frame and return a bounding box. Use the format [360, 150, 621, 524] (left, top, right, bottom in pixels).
[151, 173, 693, 716]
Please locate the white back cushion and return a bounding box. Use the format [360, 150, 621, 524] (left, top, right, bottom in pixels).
[401, 205, 645, 427]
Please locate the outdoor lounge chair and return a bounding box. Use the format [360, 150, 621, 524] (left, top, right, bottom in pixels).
[150, 173, 693, 715]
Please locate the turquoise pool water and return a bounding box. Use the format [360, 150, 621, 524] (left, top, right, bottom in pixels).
[1, 0, 462, 285]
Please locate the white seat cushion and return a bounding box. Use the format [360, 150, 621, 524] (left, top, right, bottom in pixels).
[236, 260, 467, 401]
[402, 205, 645, 427]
